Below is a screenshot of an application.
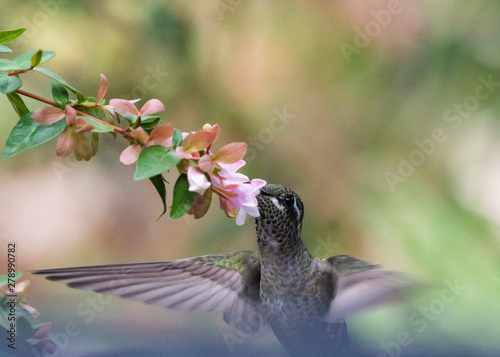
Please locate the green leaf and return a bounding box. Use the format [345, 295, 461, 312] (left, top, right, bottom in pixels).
[6, 92, 29, 117]
[172, 128, 183, 148]
[0, 28, 26, 44]
[2, 113, 66, 159]
[133, 145, 181, 180]
[129, 114, 160, 131]
[137, 115, 160, 124]
[0, 59, 23, 71]
[0, 44, 12, 53]
[80, 116, 114, 132]
[170, 173, 197, 219]
[141, 118, 161, 131]
[51, 79, 68, 107]
[149, 174, 167, 219]
[33, 67, 84, 101]
[0, 272, 22, 287]
[0, 73, 22, 93]
[13, 50, 55, 68]
[79, 96, 98, 107]
[31, 49, 43, 67]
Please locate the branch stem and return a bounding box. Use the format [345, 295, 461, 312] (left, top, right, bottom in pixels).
[15, 89, 130, 140]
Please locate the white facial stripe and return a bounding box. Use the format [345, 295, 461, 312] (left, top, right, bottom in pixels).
[270, 197, 284, 210]
[293, 199, 300, 220]
[270, 196, 300, 220]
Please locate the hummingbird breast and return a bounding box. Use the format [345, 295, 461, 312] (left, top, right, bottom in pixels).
[259, 253, 335, 330]
[259, 255, 344, 356]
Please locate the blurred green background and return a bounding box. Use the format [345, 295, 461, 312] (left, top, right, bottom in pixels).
[1, 0, 500, 356]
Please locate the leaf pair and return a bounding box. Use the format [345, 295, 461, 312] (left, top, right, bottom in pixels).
[0, 50, 56, 94]
[134, 145, 182, 219]
[147, 173, 197, 220]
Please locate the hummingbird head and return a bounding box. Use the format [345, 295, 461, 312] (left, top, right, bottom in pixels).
[255, 184, 304, 245]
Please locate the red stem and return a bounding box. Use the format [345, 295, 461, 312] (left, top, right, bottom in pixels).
[16, 88, 57, 106]
[8, 66, 34, 76]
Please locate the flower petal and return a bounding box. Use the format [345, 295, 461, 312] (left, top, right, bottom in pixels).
[109, 99, 140, 116]
[219, 196, 238, 217]
[139, 99, 165, 116]
[150, 123, 174, 141]
[198, 154, 214, 173]
[235, 208, 248, 226]
[249, 179, 267, 198]
[33, 107, 65, 125]
[120, 144, 142, 165]
[56, 128, 75, 158]
[218, 160, 247, 178]
[96, 74, 108, 104]
[187, 166, 211, 195]
[175, 146, 193, 159]
[21, 303, 40, 318]
[188, 189, 213, 219]
[214, 142, 247, 164]
[203, 123, 220, 145]
[64, 105, 77, 124]
[186, 130, 212, 151]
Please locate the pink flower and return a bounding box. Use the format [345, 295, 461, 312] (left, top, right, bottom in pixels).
[231, 179, 267, 225]
[109, 98, 165, 117]
[183, 123, 247, 196]
[187, 166, 211, 195]
[175, 123, 220, 160]
[177, 123, 265, 224]
[33, 104, 96, 161]
[119, 123, 174, 165]
[216, 160, 266, 225]
[95, 74, 108, 105]
[198, 142, 247, 173]
[185, 141, 246, 197]
[33, 104, 93, 129]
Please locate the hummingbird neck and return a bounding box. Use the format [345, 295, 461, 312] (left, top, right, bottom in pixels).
[255, 220, 311, 264]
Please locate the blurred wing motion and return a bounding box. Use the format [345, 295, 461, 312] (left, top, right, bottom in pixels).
[34, 251, 265, 333]
[324, 255, 421, 323]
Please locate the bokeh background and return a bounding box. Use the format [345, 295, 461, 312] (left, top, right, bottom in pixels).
[1, 0, 500, 356]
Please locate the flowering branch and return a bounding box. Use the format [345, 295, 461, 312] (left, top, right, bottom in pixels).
[0, 27, 266, 224]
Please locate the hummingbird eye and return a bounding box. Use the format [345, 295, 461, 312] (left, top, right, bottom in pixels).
[283, 194, 295, 209]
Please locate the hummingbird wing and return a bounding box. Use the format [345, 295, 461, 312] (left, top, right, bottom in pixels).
[33, 251, 265, 333]
[322, 255, 419, 323]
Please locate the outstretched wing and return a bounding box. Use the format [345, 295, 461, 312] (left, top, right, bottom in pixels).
[34, 251, 265, 333]
[323, 255, 420, 322]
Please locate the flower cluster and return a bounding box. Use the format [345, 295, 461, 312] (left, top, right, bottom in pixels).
[27, 72, 265, 224]
[178, 123, 266, 225]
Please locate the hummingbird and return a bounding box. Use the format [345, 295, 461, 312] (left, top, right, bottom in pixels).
[34, 184, 416, 356]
